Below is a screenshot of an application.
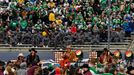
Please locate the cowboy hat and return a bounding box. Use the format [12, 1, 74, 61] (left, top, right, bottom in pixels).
[18, 53, 24, 57]
[29, 48, 37, 53]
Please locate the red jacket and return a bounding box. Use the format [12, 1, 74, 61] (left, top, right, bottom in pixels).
[71, 26, 77, 33]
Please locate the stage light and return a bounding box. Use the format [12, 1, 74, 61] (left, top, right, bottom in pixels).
[75, 50, 83, 60]
[125, 50, 133, 58]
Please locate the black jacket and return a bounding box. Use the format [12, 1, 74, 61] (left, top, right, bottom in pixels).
[26, 54, 40, 66]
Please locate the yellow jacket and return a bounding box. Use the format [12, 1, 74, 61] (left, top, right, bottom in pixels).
[49, 13, 55, 21]
[18, 0, 24, 4]
[48, 2, 55, 8]
[56, 19, 62, 25]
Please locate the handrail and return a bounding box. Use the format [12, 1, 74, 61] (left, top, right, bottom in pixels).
[0, 42, 130, 52]
[128, 40, 134, 50]
[0, 42, 130, 46]
[0, 47, 127, 51]
[72, 44, 128, 47]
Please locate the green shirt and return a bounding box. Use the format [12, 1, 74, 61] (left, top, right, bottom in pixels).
[29, 15, 32, 19]
[34, 24, 42, 30]
[32, 6, 38, 11]
[81, 25, 88, 30]
[120, 0, 124, 2]
[72, 19, 79, 25]
[117, 72, 125, 75]
[100, 0, 107, 9]
[77, 14, 83, 20]
[112, 0, 117, 3]
[100, 0, 107, 4]
[0, 26, 5, 31]
[92, 16, 98, 23]
[10, 3, 17, 9]
[20, 20, 28, 29]
[80, 20, 86, 26]
[112, 6, 119, 12]
[74, 0, 79, 3]
[113, 19, 121, 24]
[89, 67, 98, 74]
[10, 21, 18, 28]
[87, 7, 94, 16]
[102, 73, 113, 75]
[125, 3, 130, 13]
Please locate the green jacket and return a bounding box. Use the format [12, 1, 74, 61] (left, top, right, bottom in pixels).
[20, 20, 28, 29]
[102, 73, 113, 75]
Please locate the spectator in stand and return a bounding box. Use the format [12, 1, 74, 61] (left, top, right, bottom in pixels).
[18, 0, 24, 4]
[0, 0, 134, 47]
[20, 18, 28, 31]
[123, 19, 132, 37]
[129, 19, 134, 31]
[26, 48, 40, 66]
[49, 11, 55, 23]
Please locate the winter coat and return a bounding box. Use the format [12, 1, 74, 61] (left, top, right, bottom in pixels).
[16, 62, 27, 75]
[26, 54, 40, 66]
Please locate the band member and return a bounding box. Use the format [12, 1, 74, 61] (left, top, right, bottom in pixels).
[59, 45, 77, 69]
[63, 46, 78, 62]
[99, 48, 113, 65]
[26, 48, 40, 66]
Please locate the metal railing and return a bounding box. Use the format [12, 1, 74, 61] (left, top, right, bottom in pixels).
[128, 40, 134, 50]
[0, 44, 129, 52]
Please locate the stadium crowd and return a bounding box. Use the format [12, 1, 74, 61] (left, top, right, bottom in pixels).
[0, 0, 134, 48]
[0, 48, 134, 75]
